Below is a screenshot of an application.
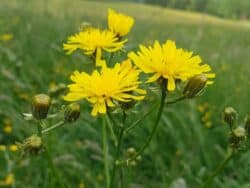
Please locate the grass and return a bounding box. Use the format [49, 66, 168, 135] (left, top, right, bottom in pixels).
[0, 0, 250, 187]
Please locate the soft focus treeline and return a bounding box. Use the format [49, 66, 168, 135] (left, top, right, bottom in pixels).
[118, 0, 250, 20]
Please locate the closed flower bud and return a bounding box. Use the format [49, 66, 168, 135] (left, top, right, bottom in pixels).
[233, 127, 246, 137]
[229, 127, 246, 149]
[183, 74, 208, 98]
[136, 155, 142, 162]
[18, 135, 44, 155]
[126, 147, 136, 157]
[64, 103, 81, 123]
[244, 115, 250, 135]
[223, 107, 237, 126]
[129, 160, 137, 167]
[32, 94, 51, 120]
[120, 100, 136, 111]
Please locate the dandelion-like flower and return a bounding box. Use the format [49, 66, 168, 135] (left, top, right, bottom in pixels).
[128, 40, 215, 91]
[64, 60, 146, 116]
[108, 8, 134, 37]
[63, 28, 127, 66]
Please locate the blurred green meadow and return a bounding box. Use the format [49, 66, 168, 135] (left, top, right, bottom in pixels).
[0, 0, 250, 187]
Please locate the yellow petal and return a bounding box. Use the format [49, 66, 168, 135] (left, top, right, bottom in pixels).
[167, 77, 176, 91]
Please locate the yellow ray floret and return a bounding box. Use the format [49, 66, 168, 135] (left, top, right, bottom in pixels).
[108, 8, 134, 37]
[128, 40, 215, 91]
[64, 60, 146, 116]
[63, 28, 127, 66]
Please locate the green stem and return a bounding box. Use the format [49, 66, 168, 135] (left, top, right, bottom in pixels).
[119, 166, 124, 188]
[42, 121, 65, 134]
[122, 86, 167, 165]
[105, 115, 118, 146]
[109, 112, 126, 188]
[202, 149, 233, 188]
[166, 95, 186, 105]
[37, 122, 43, 137]
[102, 116, 110, 188]
[107, 111, 122, 128]
[125, 102, 158, 134]
[37, 121, 65, 188]
[44, 144, 65, 188]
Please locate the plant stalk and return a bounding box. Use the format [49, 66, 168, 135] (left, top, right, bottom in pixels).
[42, 121, 65, 134]
[202, 149, 233, 188]
[102, 116, 110, 188]
[37, 121, 65, 188]
[122, 85, 167, 165]
[109, 112, 126, 188]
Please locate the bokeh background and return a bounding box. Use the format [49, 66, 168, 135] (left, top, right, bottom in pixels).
[0, 0, 249, 187]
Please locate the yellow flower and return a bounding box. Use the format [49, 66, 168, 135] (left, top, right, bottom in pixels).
[0, 145, 6, 151]
[63, 28, 127, 66]
[79, 183, 85, 188]
[0, 33, 13, 41]
[0, 174, 14, 186]
[128, 40, 215, 91]
[9, 144, 18, 152]
[108, 8, 134, 37]
[3, 125, 12, 134]
[64, 60, 146, 116]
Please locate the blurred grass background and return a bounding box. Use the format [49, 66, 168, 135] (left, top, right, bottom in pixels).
[0, 0, 250, 187]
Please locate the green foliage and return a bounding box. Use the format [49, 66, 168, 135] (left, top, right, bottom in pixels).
[0, 0, 249, 187]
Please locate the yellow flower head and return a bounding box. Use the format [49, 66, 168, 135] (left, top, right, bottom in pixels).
[63, 28, 127, 66]
[3, 125, 12, 134]
[9, 144, 18, 152]
[0, 145, 6, 151]
[108, 8, 134, 37]
[129, 40, 215, 91]
[3, 174, 14, 186]
[0, 33, 13, 42]
[64, 60, 146, 116]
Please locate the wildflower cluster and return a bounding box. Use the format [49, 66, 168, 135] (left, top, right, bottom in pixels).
[201, 107, 250, 187]
[222, 107, 249, 151]
[10, 7, 217, 188]
[20, 94, 81, 156]
[60, 8, 215, 188]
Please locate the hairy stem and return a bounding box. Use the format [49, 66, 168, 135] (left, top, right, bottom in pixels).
[42, 121, 65, 134]
[102, 116, 110, 188]
[105, 115, 118, 146]
[202, 149, 233, 188]
[122, 85, 166, 165]
[166, 95, 186, 105]
[125, 102, 158, 134]
[109, 112, 126, 188]
[37, 121, 65, 188]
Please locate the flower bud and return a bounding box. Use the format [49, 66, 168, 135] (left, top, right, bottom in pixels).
[229, 127, 246, 149]
[18, 135, 44, 155]
[233, 127, 246, 137]
[119, 91, 137, 111]
[223, 107, 237, 126]
[126, 147, 136, 157]
[244, 115, 250, 135]
[183, 74, 208, 98]
[32, 94, 51, 120]
[120, 100, 136, 111]
[64, 103, 81, 123]
[135, 155, 142, 162]
[129, 160, 137, 166]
